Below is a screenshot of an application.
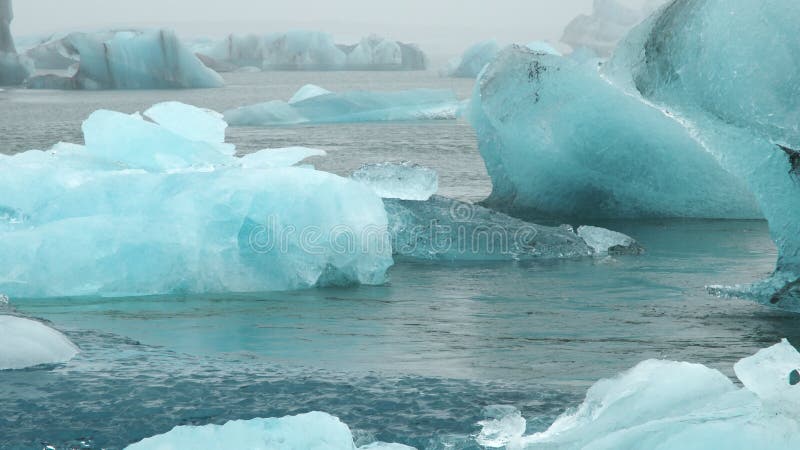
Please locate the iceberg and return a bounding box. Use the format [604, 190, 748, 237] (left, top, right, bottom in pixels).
[577, 225, 643, 256]
[351, 162, 439, 201]
[125, 411, 414, 450]
[0, 0, 32, 86]
[561, 0, 666, 57]
[524, 41, 561, 56]
[0, 315, 79, 370]
[25, 30, 224, 90]
[444, 40, 501, 78]
[493, 340, 800, 450]
[198, 31, 426, 71]
[0, 102, 392, 298]
[224, 85, 462, 126]
[472, 0, 800, 306]
[384, 196, 599, 261]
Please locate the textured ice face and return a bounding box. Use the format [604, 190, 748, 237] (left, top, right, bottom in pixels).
[199, 31, 426, 71]
[126, 411, 414, 450]
[0, 315, 79, 370]
[444, 40, 501, 78]
[494, 340, 800, 450]
[0, 102, 393, 298]
[25, 30, 224, 90]
[561, 0, 666, 57]
[351, 162, 439, 201]
[225, 85, 462, 126]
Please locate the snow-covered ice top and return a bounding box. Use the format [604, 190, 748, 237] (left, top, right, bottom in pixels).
[0, 315, 79, 370]
[197, 31, 426, 72]
[561, 0, 666, 57]
[495, 340, 800, 449]
[25, 30, 224, 90]
[351, 162, 439, 201]
[0, 102, 392, 298]
[224, 84, 462, 126]
[444, 40, 501, 78]
[125, 411, 414, 450]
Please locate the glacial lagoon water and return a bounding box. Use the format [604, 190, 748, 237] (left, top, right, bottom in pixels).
[1, 71, 799, 448]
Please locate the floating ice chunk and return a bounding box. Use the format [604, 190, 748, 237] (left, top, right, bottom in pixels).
[125, 411, 415, 450]
[470, 47, 761, 220]
[288, 84, 332, 104]
[384, 196, 592, 261]
[351, 162, 438, 201]
[524, 41, 561, 56]
[0, 103, 392, 298]
[577, 225, 642, 255]
[25, 30, 223, 90]
[476, 405, 527, 448]
[0, 315, 79, 370]
[444, 40, 501, 78]
[199, 31, 426, 71]
[560, 0, 665, 57]
[0, 0, 33, 86]
[225, 86, 461, 126]
[512, 340, 800, 450]
[143, 102, 228, 146]
[238, 147, 326, 169]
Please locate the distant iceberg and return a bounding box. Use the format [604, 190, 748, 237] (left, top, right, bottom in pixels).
[561, 0, 666, 57]
[0, 0, 33, 86]
[126, 411, 413, 450]
[224, 84, 462, 126]
[443, 40, 501, 78]
[25, 30, 224, 90]
[491, 340, 800, 449]
[197, 31, 426, 71]
[0, 314, 79, 370]
[0, 102, 392, 298]
[471, 0, 800, 307]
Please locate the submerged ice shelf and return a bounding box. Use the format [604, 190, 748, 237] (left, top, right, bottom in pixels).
[25, 30, 224, 90]
[224, 84, 462, 126]
[351, 162, 439, 201]
[472, 0, 800, 307]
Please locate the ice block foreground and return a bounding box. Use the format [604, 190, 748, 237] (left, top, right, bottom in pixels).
[0, 315, 79, 370]
[561, 0, 666, 56]
[197, 31, 426, 72]
[0, 0, 32, 86]
[443, 40, 501, 78]
[25, 30, 224, 90]
[352, 162, 439, 201]
[498, 340, 800, 449]
[126, 412, 414, 450]
[385, 196, 640, 261]
[224, 84, 462, 126]
[0, 102, 392, 298]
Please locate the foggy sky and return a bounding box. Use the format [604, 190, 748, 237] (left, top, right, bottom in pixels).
[13, 0, 651, 56]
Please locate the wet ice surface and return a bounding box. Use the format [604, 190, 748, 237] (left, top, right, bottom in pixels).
[3, 71, 800, 449]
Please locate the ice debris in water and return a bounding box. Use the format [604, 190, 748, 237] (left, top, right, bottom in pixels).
[25, 29, 224, 90]
[494, 340, 800, 450]
[384, 196, 593, 261]
[224, 84, 462, 126]
[0, 0, 33, 86]
[125, 411, 414, 450]
[351, 162, 439, 201]
[195, 31, 426, 72]
[444, 40, 501, 78]
[473, 0, 800, 306]
[0, 315, 79, 370]
[561, 0, 666, 57]
[476, 405, 527, 448]
[577, 225, 642, 256]
[0, 102, 392, 298]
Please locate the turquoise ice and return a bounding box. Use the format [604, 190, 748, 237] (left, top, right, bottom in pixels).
[224, 84, 462, 126]
[0, 102, 392, 298]
[25, 30, 224, 90]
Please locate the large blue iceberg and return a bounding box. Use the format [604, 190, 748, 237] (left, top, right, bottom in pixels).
[0, 0, 32, 86]
[0, 102, 392, 298]
[25, 30, 224, 90]
[224, 84, 462, 126]
[471, 0, 800, 306]
[443, 40, 501, 78]
[197, 31, 426, 72]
